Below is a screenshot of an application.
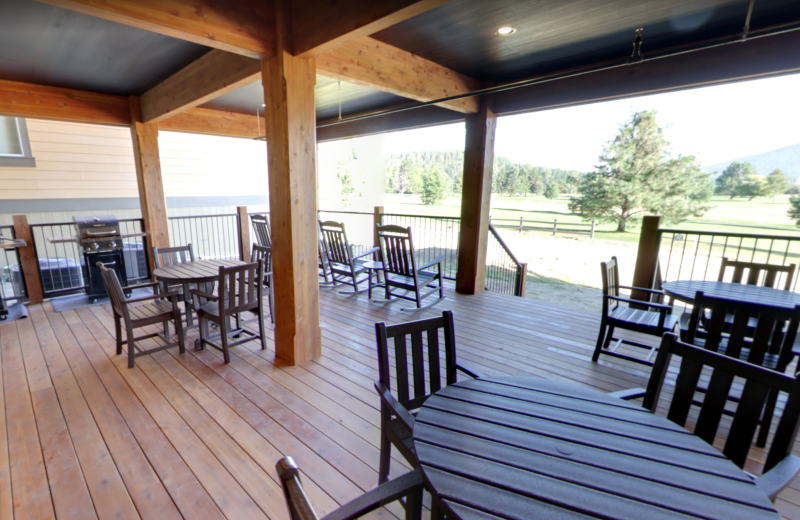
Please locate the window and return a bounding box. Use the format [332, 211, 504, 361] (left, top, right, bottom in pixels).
[0, 116, 35, 167]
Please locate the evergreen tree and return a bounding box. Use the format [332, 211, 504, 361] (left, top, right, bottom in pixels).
[714, 161, 758, 199]
[420, 165, 449, 205]
[544, 183, 560, 200]
[569, 110, 712, 232]
[766, 169, 791, 202]
[336, 149, 364, 207]
[789, 195, 800, 226]
[737, 175, 767, 201]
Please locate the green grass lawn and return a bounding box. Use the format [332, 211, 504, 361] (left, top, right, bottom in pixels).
[383, 193, 800, 243]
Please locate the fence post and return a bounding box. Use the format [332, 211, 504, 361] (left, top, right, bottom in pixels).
[631, 215, 662, 303]
[13, 215, 43, 305]
[373, 206, 384, 260]
[516, 262, 528, 297]
[519, 217, 523, 233]
[590, 220, 595, 239]
[237, 206, 251, 262]
[553, 219, 558, 236]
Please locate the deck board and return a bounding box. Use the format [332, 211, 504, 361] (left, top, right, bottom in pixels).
[0, 284, 798, 518]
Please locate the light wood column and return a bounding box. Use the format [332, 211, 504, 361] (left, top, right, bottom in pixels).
[262, 0, 321, 365]
[456, 100, 496, 294]
[129, 96, 170, 274]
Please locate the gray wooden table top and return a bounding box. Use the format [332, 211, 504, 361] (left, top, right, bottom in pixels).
[152, 259, 245, 283]
[663, 280, 800, 309]
[413, 376, 779, 520]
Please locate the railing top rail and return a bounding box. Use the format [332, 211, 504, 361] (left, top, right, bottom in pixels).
[30, 221, 73, 228]
[382, 213, 460, 220]
[118, 218, 145, 223]
[658, 228, 800, 241]
[318, 210, 373, 216]
[492, 218, 593, 227]
[168, 213, 238, 220]
[489, 223, 521, 265]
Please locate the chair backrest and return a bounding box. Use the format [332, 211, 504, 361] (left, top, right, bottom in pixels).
[252, 244, 272, 274]
[685, 291, 800, 368]
[376, 224, 418, 278]
[97, 262, 127, 317]
[153, 244, 195, 268]
[217, 261, 264, 317]
[375, 311, 457, 410]
[643, 333, 800, 473]
[319, 221, 353, 266]
[600, 256, 620, 297]
[717, 257, 795, 290]
[251, 214, 271, 248]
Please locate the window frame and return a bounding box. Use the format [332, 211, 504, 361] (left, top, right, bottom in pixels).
[0, 117, 36, 167]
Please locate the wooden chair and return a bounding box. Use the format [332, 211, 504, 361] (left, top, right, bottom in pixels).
[251, 244, 274, 324]
[319, 221, 379, 294]
[641, 333, 800, 501]
[192, 261, 267, 364]
[679, 258, 797, 335]
[153, 243, 196, 332]
[375, 310, 481, 484]
[276, 456, 423, 520]
[97, 263, 184, 368]
[376, 224, 445, 311]
[250, 214, 271, 248]
[592, 256, 678, 365]
[318, 239, 334, 286]
[685, 291, 800, 447]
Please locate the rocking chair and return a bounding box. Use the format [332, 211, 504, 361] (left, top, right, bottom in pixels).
[319, 220, 379, 294]
[250, 214, 271, 248]
[376, 224, 445, 311]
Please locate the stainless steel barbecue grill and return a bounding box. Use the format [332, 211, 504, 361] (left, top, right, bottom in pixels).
[73, 216, 129, 302]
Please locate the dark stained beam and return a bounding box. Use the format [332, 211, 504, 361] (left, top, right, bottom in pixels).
[291, 0, 450, 58]
[36, 0, 275, 59]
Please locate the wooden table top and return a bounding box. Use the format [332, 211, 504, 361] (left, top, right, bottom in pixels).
[413, 376, 779, 520]
[152, 259, 245, 283]
[663, 280, 800, 309]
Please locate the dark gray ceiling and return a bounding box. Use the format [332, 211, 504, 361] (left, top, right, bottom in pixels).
[373, 0, 800, 82]
[201, 76, 408, 121]
[0, 0, 209, 95]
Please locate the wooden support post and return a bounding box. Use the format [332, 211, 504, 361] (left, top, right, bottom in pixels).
[12, 215, 43, 305]
[517, 262, 528, 298]
[631, 215, 662, 302]
[591, 220, 596, 239]
[456, 101, 496, 295]
[237, 206, 251, 262]
[518, 217, 523, 233]
[373, 206, 384, 253]
[553, 219, 558, 236]
[263, 0, 321, 365]
[129, 96, 170, 275]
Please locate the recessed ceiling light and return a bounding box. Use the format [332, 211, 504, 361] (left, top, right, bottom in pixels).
[496, 26, 516, 36]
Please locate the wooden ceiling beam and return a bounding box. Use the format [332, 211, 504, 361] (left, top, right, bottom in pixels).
[140, 50, 262, 123]
[292, 0, 449, 58]
[317, 36, 482, 113]
[158, 107, 265, 139]
[0, 79, 131, 125]
[34, 0, 275, 59]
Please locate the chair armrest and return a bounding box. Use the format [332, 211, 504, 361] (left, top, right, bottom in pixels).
[352, 246, 380, 260]
[374, 381, 415, 431]
[456, 362, 483, 379]
[126, 291, 178, 305]
[321, 469, 423, 520]
[419, 255, 446, 271]
[756, 454, 800, 501]
[122, 280, 160, 292]
[606, 295, 672, 311]
[190, 289, 218, 301]
[608, 388, 646, 401]
[618, 285, 665, 295]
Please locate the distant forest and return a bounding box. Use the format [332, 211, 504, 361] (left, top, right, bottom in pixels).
[385, 151, 585, 198]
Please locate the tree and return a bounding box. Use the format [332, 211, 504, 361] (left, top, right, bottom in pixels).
[737, 175, 767, 201]
[568, 110, 712, 232]
[714, 161, 758, 199]
[766, 169, 791, 202]
[544, 183, 560, 200]
[420, 165, 448, 205]
[789, 195, 800, 226]
[336, 149, 364, 207]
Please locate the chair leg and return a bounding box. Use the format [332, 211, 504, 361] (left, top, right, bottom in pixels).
[126, 323, 136, 368]
[757, 388, 779, 448]
[221, 316, 231, 364]
[378, 425, 391, 485]
[603, 325, 615, 350]
[115, 315, 122, 355]
[268, 285, 274, 324]
[176, 312, 185, 355]
[592, 320, 608, 362]
[258, 299, 267, 351]
[404, 481, 423, 520]
[197, 315, 207, 350]
[430, 496, 445, 520]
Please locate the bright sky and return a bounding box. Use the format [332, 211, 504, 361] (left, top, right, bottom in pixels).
[382, 72, 800, 172]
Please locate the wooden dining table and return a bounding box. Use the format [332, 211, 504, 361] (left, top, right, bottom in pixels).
[412, 376, 780, 520]
[663, 280, 800, 310]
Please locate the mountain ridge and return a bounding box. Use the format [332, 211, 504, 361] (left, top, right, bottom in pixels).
[704, 143, 800, 180]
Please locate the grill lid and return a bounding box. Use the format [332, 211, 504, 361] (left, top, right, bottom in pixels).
[73, 216, 120, 239]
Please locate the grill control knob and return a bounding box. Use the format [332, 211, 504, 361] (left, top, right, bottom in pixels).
[91, 242, 99, 250]
[109, 241, 117, 248]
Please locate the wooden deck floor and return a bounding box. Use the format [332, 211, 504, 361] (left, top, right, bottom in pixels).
[1, 284, 800, 519]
